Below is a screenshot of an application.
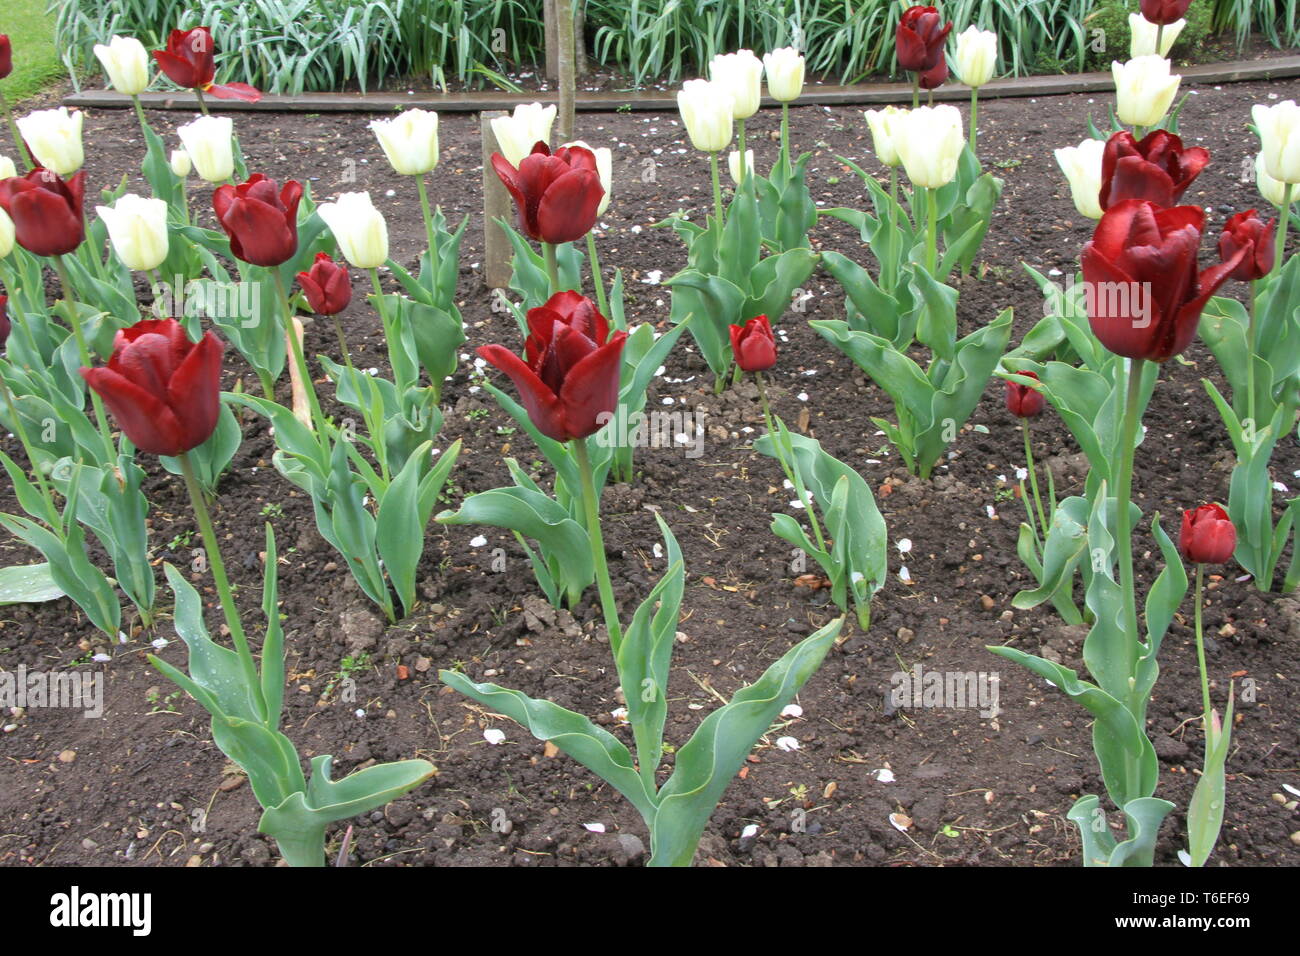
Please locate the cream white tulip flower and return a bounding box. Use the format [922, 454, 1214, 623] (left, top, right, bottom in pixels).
[1252, 99, 1300, 185]
[1111, 55, 1181, 129]
[727, 149, 755, 185]
[93, 35, 151, 96]
[1256, 152, 1296, 207]
[1128, 14, 1184, 58]
[677, 79, 734, 152]
[1054, 137, 1106, 220]
[864, 107, 907, 167]
[763, 47, 805, 102]
[0, 154, 15, 180]
[491, 103, 556, 168]
[894, 105, 964, 188]
[562, 140, 613, 215]
[317, 192, 389, 269]
[96, 194, 169, 272]
[370, 108, 440, 176]
[170, 149, 191, 178]
[176, 115, 234, 183]
[17, 108, 84, 176]
[709, 50, 764, 120]
[954, 26, 997, 88]
[0, 208, 13, 259]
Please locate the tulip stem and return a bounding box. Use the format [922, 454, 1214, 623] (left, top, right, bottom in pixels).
[542, 242, 560, 297]
[709, 151, 724, 227]
[1156, 24, 1165, 57]
[970, 88, 979, 158]
[0, 378, 60, 525]
[274, 270, 326, 436]
[0, 90, 34, 170]
[586, 232, 609, 318]
[1277, 185, 1292, 275]
[1114, 358, 1145, 674]
[1192, 563, 1211, 728]
[178, 450, 264, 720]
[415, 174, 441, 294]
[757, 372, 827, 555]
[1246, 279, 1257, 430]
[737, 118, 747, 190]
[886, 167, 899, 289]
[54, 256, 117, 462]
[912, 75, 919, 109]
[194, 89, 210, 116]
[781, 103, 790, 170]
[926, 186, 939, 277]
[1022, 419, 1048, 540]
[130, 95, 153, 145]
[573, 436, 623, 654]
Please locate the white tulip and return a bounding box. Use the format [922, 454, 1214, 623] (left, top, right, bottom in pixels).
[93, 35, 150, 96]
[561, 140, 613, 215]
[176, 115, 234, 183]
[1256, 152, 1296, 207]
[727, 149, 755, 185]
[370, 108, 440, 176]
[1111, 56, 1181, 129]
[1054, 137, 1106, 220]
[677, 79, 734, 153]
[170, 149, 191, 178]
[317, 192, 389, 269]
[0, 154, 15, 180]
[0, 208, 13, 259]
[763, 47, 805, 103]
[709, 50, 764, 120]
[864, 107, 907, 167]
[96, 194, 169, 272]
[954, 26, 998, 88]
[17, 108, 84, 176]
[1128, 14, 1184, 58]
[1252, 99, 1300, 185]
[894, 105, 965, 189]
[491, 103, 556, 168]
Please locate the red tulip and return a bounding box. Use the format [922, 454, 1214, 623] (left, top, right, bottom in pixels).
[1081, 199, 1242, 362]
[1005, 372, 1046, 418]
[491, 142, 604, 245]
[0, 35, 12, 80]
[0, 168, 85, 256]
[296, 252, 351, 315]
[918, 56, 948, 91]
[1179, 503, 1236, 565]
[896, 6, 952, 73]
[478, 292, 626, 443]
[212, 174, 303, 267]
[152, 27, 261, 102]
[729, 315, 777, 372]
[80, 318, 224, 456]
[1218, 209, 1276, 282]
[1140, 0, 1193, 26]
[1100, 130, 1209, 212]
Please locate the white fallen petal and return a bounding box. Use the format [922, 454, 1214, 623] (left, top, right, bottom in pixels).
[872, 768, 896, 783]
[583, 822, 606, 833]
[780, 704, 803, 718]
[483, 728, 506, 745]
[775, 736, 800, 752]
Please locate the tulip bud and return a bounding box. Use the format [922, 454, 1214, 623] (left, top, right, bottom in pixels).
[0, 154, 15, 179]
[954, 26, 997, 88]
[894, 104, 964, 189]
[370, 108, 440, 176]
[1219, 209, 1276, 282]
[1111, 56, 1181, 129]
[93, 35, 151, 96]
[727, 149, 754, 185]
[176, 115, 234, 183]
[1054, 137, 1106, 220]
[1179, 503, 1236, 565]
[1005, 372, 1045, 418]
[491, 102, 556, 168]
[1252, 99, 1300, 185]
[317, 192, 389, 269]
[677, 79, 734, 153]
[297, 252, 351, 316]
[729, 315, 776, 372]
[896, 5, 951, 73]
[0, 35, 11, 81]
[562, 140, 613, 215]
[1128, 13, 1184, 58]
[709, 50, 763, 121]
[763, 47, 805, 103]
[16, 107, 84, 176]
[863, 107, 906, 167]
[918, 56, 948, 91]
[96, 194, 169, 272]
[1140, 0, 1192, 26]
[170, 148, 191, 178]
[1255, 152, 1296, 208]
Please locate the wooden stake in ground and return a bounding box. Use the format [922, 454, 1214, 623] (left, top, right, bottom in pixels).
[480, 110, 512, 290]
[556, 0, 577, 141]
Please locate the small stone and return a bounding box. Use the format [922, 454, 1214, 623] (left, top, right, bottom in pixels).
[186, 855, 203, 867]
[896, 627, 915, 644]
[980, 595, 996, 611]
[219, 774, 247, 792]
[81, 838, 98, 850]
[58, 750, 76, 763]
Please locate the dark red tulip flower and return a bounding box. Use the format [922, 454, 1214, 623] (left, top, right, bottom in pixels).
[0, 168, 86, 256]
[1005, 371, 1046, 418]
[296, 252, 351, 315]
[1100, 130, 1209, 212]
[80, 318, 224, 456]
[896, 6, 952, 73]
[0, 295, 10, 351]
[491, 142, 604, 245]
[729, 315, 777, 372]
[212, 173, 303, 267]
[0, 35, 12, 80]
[478, 291, 626, 443]
[152, 27, 261, 102]
[919, 56, 948, 91]
[1140, 0, 1193, 26]
[1081, 199, 1243, 362]
[1179, 503, 1236, 565]
[1218, 209, 1277, 282]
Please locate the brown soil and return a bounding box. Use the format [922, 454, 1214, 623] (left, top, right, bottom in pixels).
[1, 74, 1298, 868]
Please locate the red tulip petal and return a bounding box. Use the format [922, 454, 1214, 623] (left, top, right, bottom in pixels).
[206, 82, 262, 103]
[218, 196, 297, 266]
[80, 366, 187, 456]
[1103, 156, 1176, 210]
[536, 168, 603, 244]
[558, 331, 627, 441]
[167, 331, 224, 450]
[477, 344, 569, 442]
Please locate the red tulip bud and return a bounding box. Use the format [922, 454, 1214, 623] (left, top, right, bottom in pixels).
[0, 295, 10, 351]
[0, 168, 86, 257]
[1218, 209, 1276, 282]
[212, 173, 303, 268]
[1140, 0, 1193, 26]
[729, 315, 777, 372]
[1179, 503, 1236, 565]
[896, 6, 952, 73]
[1005, 372, 1046, 418]
[1100, 130, 1209, 212]
[296, 252, 351, 315]
[491, 143, 604, 246]
[0, 35, 12, 81]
